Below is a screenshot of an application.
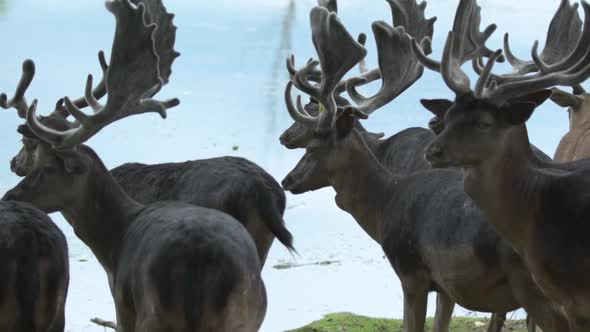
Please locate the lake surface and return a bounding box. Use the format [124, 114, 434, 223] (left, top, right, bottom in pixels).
[0, 0, 575, 331]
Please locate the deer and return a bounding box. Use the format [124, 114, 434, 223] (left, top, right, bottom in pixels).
[280, 3, 568, 332]
[3, 0, 294, 268]
[0, 199, 69, 332]
[2, 1, 267, 331]
[413, 0, 590, 329]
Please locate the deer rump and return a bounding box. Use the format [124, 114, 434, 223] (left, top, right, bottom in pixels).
[106, 156, 291, 262]
[0, 201, 68, 332]
[115, 201, 265, 331]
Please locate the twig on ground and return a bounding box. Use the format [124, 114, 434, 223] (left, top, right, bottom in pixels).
[90, 317, 117, 330]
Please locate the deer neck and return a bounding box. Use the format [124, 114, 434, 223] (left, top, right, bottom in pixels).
[61, 147, 143, 273]
[330, 130, 394, 244]
[464, 125, 545, 251]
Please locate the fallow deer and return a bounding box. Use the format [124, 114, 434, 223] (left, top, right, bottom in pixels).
[0, 198, 69, 332]
[280, 2, 566, 332]
[414, 0, 590, 329]
[4, 0, 294, 266]
[3, 1, 266, 331]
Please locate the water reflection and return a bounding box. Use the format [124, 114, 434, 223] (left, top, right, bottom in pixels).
[0, 0, 8, 16]
[262, 0, 295, 158]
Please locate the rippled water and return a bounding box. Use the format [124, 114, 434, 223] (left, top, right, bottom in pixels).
[0, 0, 575, 331]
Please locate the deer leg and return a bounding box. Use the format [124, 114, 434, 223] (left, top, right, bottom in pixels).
[432, 292, 454, 332]
[526, 315, 536, 332]
[402, 282, 429, 332]
[486, 312, 506, 332]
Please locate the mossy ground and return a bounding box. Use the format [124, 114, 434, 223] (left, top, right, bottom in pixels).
[287, 313, 528, 332]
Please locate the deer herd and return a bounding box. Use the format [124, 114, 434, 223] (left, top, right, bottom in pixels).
[2, 0, 590, 331]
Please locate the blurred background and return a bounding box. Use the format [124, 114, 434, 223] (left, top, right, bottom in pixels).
[0, 0, 576, 331]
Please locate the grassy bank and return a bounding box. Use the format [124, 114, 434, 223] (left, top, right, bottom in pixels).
[287, 313, 528, 332]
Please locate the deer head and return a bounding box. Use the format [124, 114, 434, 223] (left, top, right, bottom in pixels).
[550, 87, 590, 131]
[279, 0, 434, 149]
[3, 0, 179, 212]
[415, 0, 590, 168]
[282, 1, 432, 193]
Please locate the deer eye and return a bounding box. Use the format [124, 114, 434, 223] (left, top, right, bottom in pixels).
[476, 121, 493, 130]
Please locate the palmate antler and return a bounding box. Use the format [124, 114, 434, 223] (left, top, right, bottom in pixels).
[286, 0, 436, 128]
[504, 0, 582, 76]
[416, 0, 590, 107]
[23, 0, 179, 149]
[345, 0, 435, 115]
[472, 0, 584, 93]
[285, 6, 367, 129]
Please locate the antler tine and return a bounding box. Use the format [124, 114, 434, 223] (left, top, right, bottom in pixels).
[66, 51, 109, 113]
[474, 49, 503, 97]
[287, 6, 366, 128]
[0, 59, 35, 119]
[26, 0, 180, 149]
[317, 0, 337, 13]
[284, 82, 320, 128]
[357, 33, 369, 74]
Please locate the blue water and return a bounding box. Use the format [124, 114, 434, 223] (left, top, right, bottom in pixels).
[0, 0, 575, 331]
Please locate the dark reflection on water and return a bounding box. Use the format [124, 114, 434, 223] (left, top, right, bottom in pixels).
[262, 0, 295, 160]
[0, 0, 8, 16]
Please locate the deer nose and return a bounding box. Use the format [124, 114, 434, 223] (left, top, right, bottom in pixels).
[281, 174, 293, 190]
[279, 132, 289, 144]
[9, 158, 16, 172]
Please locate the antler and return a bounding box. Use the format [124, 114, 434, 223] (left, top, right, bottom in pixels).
[411, 0, 500, 96]
[346, 24, 429, 114]
[285, 6, 366, 129]
[474, 1, 590, 105]
[503, 0, 582, 76]
[26, 0, 179, 149]
[345, 0, 435, 115]
[0, 59, 35, 118]
[131, 0, 180, 84]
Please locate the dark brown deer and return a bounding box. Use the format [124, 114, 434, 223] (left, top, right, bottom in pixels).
[4, 0, 294, 266]
[280, 3, 566, 332]
[0, 199, 69, 332]
[2, 1, 266, 331]
[414, 0, 590, 330]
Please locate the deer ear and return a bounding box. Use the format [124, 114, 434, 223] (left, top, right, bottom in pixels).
[501, 89, 553, 126]
[420, 99, 453, 118]
[550, 88, 583, 109]
[335, 107, 367, 139]
[55, 151, 87, 174]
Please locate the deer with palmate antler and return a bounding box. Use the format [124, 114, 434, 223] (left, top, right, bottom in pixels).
[414, 0, 590, 330]
[2, 1, 267, 331]
[3, 0, 294, 267]
[280, 2, 567, 332]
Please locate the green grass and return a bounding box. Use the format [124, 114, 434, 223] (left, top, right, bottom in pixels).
[286, 313, 528, 332]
